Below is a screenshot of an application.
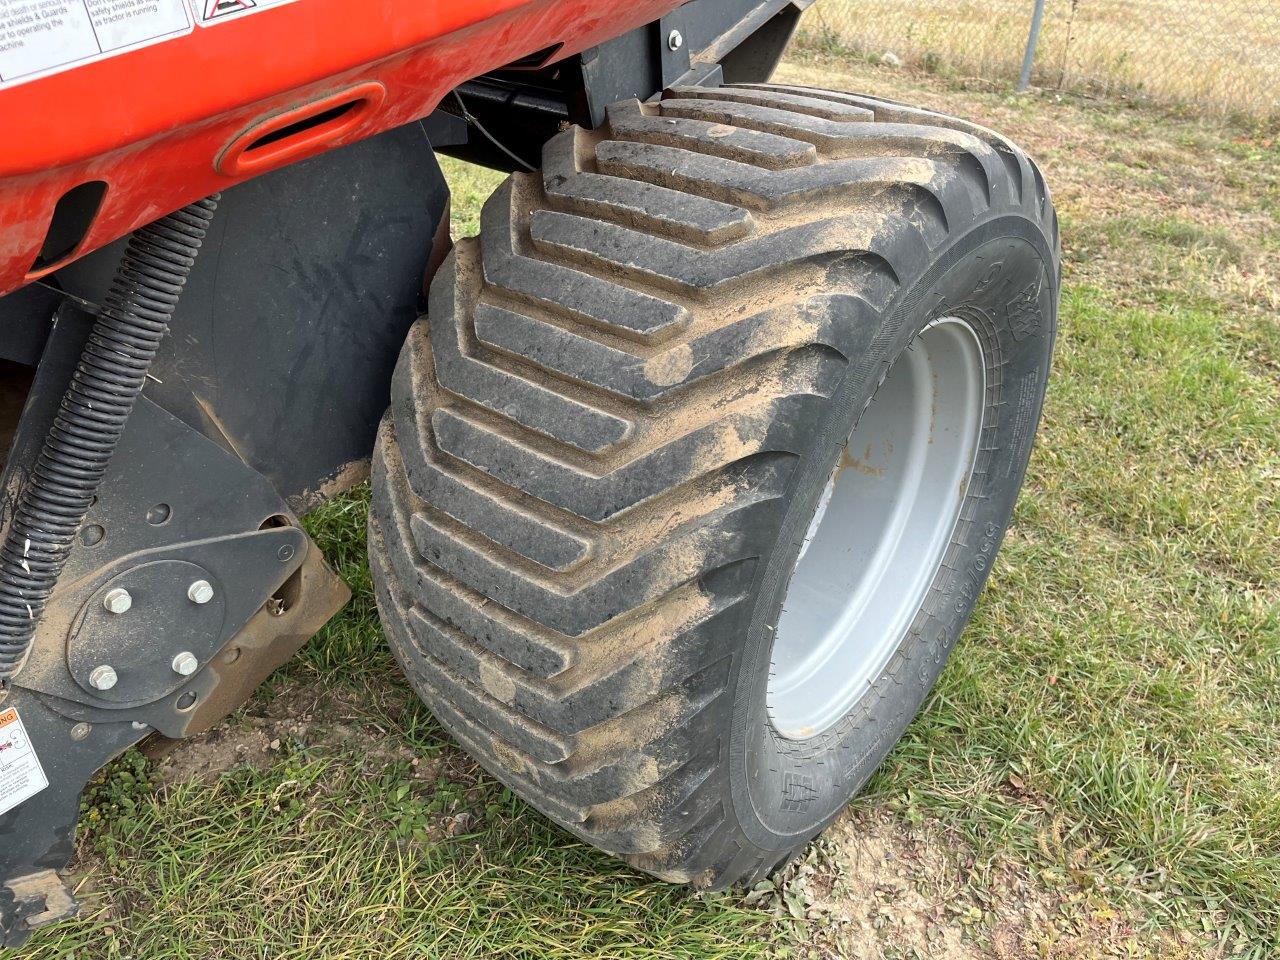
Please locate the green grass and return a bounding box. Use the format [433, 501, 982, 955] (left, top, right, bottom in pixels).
[55, 748, 767, 959]
[439, 156, 503, 239]
[864, 282, 1280, 943]
[21, 55, 1279, 958]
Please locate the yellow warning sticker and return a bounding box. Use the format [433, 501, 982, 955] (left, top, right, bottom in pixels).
[0, 706, 49, 817]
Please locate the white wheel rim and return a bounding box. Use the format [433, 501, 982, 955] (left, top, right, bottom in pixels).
[767, 318, 987, 740]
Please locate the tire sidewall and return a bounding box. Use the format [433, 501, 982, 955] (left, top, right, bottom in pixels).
[727, 216, 1059, 851]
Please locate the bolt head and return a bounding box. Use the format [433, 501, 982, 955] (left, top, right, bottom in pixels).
[70, 722, 92, 741]
[172, 651, 199, 677]
[667, 28, 683, 51]
[187, 579, 214, 604]
[102, 587, 132, 614]
[89, 664, 118, 691]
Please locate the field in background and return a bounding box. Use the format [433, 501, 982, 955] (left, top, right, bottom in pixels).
[22, 51, 1280, 960]
[801, 0, 1280, 122]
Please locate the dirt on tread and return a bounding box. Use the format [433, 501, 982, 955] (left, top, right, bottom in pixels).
[370, 83, 1056, 887]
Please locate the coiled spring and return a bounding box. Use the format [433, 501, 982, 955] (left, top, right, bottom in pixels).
[0, 196, 219, 690]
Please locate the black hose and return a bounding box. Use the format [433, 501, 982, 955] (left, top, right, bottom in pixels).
[0, 196, 219, 692]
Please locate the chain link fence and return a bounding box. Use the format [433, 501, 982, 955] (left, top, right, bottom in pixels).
[796, 0, 1280, 121]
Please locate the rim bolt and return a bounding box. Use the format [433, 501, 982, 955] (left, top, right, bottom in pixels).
[172, 651, 199, 677]
[89, 664, 118, 691]
[187, 580, 214, 604]
[102, 587, 132, 614]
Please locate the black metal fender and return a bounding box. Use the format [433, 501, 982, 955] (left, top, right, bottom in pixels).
[0, 118, 450, 947]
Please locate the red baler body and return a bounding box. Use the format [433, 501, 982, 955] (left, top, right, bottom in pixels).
[0, 0, 681, 297]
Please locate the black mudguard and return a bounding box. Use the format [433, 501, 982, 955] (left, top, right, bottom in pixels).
[0, 118, 450, 947]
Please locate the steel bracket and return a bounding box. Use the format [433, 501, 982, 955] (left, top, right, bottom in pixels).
[0, 355, 349, 947]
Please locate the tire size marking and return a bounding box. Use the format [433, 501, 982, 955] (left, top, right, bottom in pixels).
[778, 771, 819, 812]
[953, 521, 999, 615]
[0, 707, 48, 817]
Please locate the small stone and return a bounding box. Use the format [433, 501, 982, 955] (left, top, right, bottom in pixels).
[447, 813, 472, 836]
[882, 51, 903, 68]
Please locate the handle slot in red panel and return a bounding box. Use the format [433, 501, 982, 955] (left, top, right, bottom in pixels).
[218, 83, 386, 177]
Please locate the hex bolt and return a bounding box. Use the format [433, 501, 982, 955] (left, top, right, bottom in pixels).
[70, 723, 92, 741]
[88, 664, 118, 691]
[667, 28, 683, 51]
[102, 587, 132, 614]
[187, 579, 214, 604]
[172, 651, 199, 676]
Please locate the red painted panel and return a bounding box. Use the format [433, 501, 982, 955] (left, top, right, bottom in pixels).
[0, 0, 680, 296]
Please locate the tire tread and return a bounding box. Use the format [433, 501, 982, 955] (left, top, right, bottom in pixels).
[371, 83, 1055, 888]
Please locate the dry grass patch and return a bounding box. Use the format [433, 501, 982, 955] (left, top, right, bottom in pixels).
[800, 0, 1280, 121]
[771, 807, 1205, 958]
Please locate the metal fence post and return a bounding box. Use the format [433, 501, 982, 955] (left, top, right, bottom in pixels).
[1018, 0, 1047, 92]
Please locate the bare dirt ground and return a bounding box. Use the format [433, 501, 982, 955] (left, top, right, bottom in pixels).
[768, 808, 1204, 959]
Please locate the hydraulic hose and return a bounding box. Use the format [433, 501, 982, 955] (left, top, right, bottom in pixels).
[0, 196, 219, 693]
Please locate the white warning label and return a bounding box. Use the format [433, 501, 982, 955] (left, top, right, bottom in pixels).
[0, 0, 300, 89]
[194, 0, 297, 27]
[0, 0, 191, 88]
[0, 706, 49, 817]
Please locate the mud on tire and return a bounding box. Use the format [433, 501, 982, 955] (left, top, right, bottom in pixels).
[370, 83, 1059, 888]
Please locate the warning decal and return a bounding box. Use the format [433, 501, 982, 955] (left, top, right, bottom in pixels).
[0, 0, 300, 89]
[0, 707, 48, 818]
[0, 0, 192, 88]
[203, 0, 254, 19]
[194, 0, 296, 26]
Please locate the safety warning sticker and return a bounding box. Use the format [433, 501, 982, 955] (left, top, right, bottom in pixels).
[0, 706, 48, 817]
[0, 0, 191, 88]
[0, 0, 299, 90]
[193, 0, 298, 28]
